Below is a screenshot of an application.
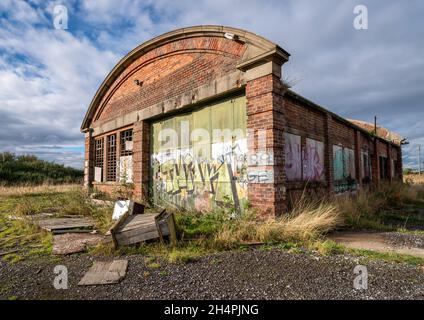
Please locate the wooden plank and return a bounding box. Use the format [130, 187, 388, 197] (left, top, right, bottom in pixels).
[0, 249, 19, 256]
[36, 217, 94, 233]
[117, 214, 156, 232]
[115, 224, 158, 240]
[53, 233, 104, 255]
[115, 230, 160, 246]
[78, 260, 128, 286]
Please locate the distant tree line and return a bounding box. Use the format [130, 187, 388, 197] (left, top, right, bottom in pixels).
[0, 152, 83, 185]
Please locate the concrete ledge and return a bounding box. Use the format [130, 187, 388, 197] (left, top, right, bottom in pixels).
[91, 70, 245, 136]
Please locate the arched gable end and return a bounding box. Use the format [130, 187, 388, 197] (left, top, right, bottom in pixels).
[81, 25, 290, 131]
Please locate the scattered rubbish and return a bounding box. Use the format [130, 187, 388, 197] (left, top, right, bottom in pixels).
[53, 233, 104, 255]
[112, 200, 144, 220]
[0, 249, 19, 256]
[36, 217, 94, 234]
[7, 215, 24, 221]
[78, 260, 128, 286]
[91, 198, 114, 207]
[109, 207, 177, 248]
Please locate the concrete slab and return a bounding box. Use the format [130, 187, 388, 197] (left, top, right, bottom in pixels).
[52, 233, 104, 255]
[78, 260, 128, 286]
[329, 231, 424, 258]
[36, 217, 95, 234]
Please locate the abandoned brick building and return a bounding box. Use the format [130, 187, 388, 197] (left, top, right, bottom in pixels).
[81, 26, 403, 217]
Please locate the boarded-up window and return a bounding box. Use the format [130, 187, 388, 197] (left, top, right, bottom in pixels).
[106, 134, 117, 182]
[284, 133, 302, 181]
[303, 138, 325, 181]
[361, 151, 371, 183]
[333, 145, 357, 193]
[380, 156, 389, 180]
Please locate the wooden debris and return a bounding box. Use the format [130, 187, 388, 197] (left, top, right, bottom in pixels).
[0, 249, 19, 256]
[91, 199, 114, 207]
[78, 260, 128, 286]
[155, 209, 177, 246]
[112, 200, 144, 220]
[36, 217, 94, 234]
[53, 233, 104, 255]
[110, 209, 176, 248]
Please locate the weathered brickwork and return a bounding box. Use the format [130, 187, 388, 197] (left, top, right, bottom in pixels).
[93, 37, 245, 126]
[246, 74, 286, 216]
[82, 26, 403, 218]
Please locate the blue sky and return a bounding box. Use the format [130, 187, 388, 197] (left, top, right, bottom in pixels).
[0, 0, 423, 169]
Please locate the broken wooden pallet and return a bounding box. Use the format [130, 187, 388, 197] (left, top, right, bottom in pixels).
[78, 260, 128, 286]
[36, 217, 94, 234]
[110, 210, 176, 248]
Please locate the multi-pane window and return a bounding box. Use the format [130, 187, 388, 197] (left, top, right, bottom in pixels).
[106, 134, 117, 181]
[94, 138, 104, 168]
[120, 129, 133, 156]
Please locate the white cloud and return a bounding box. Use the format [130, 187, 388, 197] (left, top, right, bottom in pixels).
[0, 0, 423, 169]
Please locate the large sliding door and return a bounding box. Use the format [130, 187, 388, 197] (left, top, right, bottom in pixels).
[151, 96, 247, 212]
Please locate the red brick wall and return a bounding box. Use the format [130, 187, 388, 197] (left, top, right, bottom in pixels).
[92, 37, 246, 127]
[84, 35, 403, 217]
[246, 74, 286, 217]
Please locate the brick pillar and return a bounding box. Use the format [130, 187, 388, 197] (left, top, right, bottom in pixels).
[372, 139, 380, 187]
[245, 72, 286, 218]
[133, 120, 150, 202]
[354, 130, 362, 188]
[387, 143, 393, 182]
[324, 114, 334, 194]
[398, 146, 403, 182]
[84, 130, 94, 188]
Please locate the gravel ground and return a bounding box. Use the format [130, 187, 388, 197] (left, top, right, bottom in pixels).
[1, 249, 423, 300]
[383, 232, 424, 249]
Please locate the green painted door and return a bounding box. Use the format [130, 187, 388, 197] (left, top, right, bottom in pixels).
[150, 96, 247, 212]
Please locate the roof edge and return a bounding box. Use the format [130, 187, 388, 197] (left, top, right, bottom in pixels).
[81, 25, 289, 131]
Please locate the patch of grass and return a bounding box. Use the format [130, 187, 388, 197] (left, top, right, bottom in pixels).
[175, 210, 229, 239]
[158, 271, 169, 276]
[310, 239, 424, 266]
[2, 253, 23, 264]
[260, 242, 298, 251]
[167, 246, 204, 263]
[312, 240, 346, 256]
[350, 248, 424, 266]
[146, 262, 161, 269]
[0, 186, 116, 262]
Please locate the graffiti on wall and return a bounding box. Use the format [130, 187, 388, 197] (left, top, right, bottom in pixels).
[285, 133, 302, 181]
[151, 96, 248, 212]
[151, 139, 248, 212]
[285, 133, 325, 182]
[333, 145, 357, 193]
[303, 138, 325, 181]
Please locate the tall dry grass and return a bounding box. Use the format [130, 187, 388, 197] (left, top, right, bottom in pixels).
[336, 182, 424, 228]
[404, 174, 424, 185]
[213, 198, 343, 249]
[0, 183, 81, 197]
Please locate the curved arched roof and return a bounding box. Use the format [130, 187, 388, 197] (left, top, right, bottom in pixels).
[81, 25, 290, 131]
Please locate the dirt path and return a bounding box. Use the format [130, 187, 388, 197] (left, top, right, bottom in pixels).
[1, 249, 423, 300]
[329, 231, 424, 258]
